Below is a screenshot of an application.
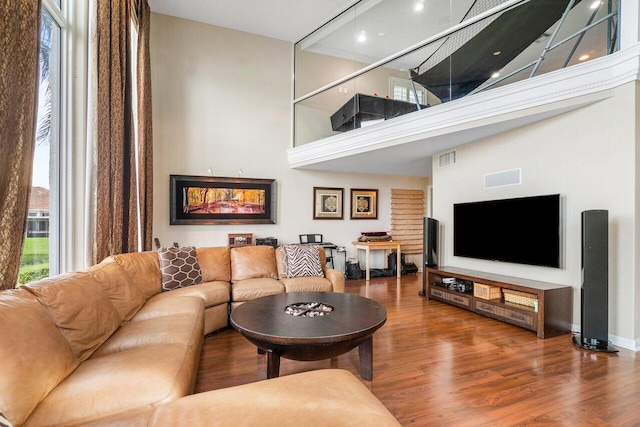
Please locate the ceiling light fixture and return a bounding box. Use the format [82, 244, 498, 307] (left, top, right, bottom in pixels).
[357, 31, 367, 43]
[579, 54, 590, 61]
[493, 51, 502, 56]
[414, 2, 425, 12]
[590, 1, 601, 9]
[491, 72, 500, 78]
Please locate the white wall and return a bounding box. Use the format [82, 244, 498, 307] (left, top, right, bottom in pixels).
[150, 13, 429, 270]
[432, 82, 638, 348]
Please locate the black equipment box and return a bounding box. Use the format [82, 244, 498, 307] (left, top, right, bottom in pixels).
[256, 237, 278, 248]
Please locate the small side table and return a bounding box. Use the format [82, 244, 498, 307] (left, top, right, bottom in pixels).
[352, 241, 402, 281]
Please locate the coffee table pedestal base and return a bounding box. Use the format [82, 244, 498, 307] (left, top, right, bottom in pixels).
[256, 336, 375, 380]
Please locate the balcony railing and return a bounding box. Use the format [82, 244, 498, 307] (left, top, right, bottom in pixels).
[293, 0, 620, 147]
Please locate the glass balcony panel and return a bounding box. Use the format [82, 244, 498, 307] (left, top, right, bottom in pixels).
[294, 0, 620, 147]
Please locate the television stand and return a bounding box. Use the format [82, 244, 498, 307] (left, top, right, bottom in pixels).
[426, 266, 572, 338]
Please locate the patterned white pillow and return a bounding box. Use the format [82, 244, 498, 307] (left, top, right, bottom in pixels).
[281, 244, 324, 279]
[158, 246, 202, 291]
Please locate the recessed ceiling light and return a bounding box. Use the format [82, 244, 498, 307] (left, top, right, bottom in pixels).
[579, 54, 590, 61]
[378, 32, 385, 37]
[357, 32, 367, 43]
[414, 2, 425, 12]
[493, 51, 502, 56]
[491, 72, 500, 78]
[590, 1, 601, 9]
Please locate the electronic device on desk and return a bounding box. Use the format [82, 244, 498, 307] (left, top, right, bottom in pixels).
[358, 231, 392, 242]
[256, 237, 278, 248]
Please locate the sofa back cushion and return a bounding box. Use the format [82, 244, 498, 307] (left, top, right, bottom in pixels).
[230, 245, 278, 283]
[104, 251, 162, 299]
[276, 246, 327, 279]
[196, 246, 231, 282]
[23, 272, 121, 362]
[0, 289, 78, 426]
[87, 260, 146, 322]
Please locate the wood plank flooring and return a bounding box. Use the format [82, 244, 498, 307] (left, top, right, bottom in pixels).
[195, 274, 640, 425]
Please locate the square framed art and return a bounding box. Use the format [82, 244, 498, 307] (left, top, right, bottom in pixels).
[350, 189, 378, 219]
[313, 187, 344, 219]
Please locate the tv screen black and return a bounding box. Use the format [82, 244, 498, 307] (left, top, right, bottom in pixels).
[453, 194, 560, 268]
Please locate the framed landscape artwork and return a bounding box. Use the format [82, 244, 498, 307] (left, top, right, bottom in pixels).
[313, 187, 344, 219]
[351, 189, 378, 219]
[170, 175, 276, 225]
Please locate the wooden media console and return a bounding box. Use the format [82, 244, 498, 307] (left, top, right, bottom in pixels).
[425, 266, 572, 338]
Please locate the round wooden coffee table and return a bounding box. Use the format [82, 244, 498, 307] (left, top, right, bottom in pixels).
[230, 292, 387, 380]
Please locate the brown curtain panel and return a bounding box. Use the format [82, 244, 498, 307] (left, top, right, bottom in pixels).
[0, 1, 42, 289]
[94, 0, 153, 263]
[135, 0, 154, 253]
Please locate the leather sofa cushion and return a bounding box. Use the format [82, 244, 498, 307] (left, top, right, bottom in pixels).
[230, 245, 278, 283]
[105, 251, 162, 300]
[23, 272, 121, 362]
[278, 276, 334, 293]
[92, 308, 204, 358]
[131, 292, 205, 322]
[155, 280, 230, 307]
[0, 289, 78, 427]
[87, 260, 146, 322]
[196, 247, 231, 282]
[231, 278, 284, 302]
[147, 369, 401, 426]
[24, 343, 201, 427]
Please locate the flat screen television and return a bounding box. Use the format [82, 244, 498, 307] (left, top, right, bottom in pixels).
[453, 194, 561, 268]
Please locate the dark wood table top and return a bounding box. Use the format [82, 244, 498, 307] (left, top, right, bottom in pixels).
[230, 292, 387, 345]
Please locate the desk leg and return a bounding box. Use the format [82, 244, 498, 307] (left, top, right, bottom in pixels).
[365, 246, 370, 281]
[396, 245, 401, 278]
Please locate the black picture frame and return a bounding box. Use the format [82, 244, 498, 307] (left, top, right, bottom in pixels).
[170, 175, 277, 225]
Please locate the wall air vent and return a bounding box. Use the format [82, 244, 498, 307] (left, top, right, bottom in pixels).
[484, 168, 521, 188]
[439, 151, 456, 167]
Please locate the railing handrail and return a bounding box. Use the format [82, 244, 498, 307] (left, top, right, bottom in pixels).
[293, 0, 531, 105]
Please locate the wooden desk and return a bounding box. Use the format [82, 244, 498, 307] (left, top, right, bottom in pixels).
[352, 241, 402, 281]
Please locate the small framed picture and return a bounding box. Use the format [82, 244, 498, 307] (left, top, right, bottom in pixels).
[313, 187, 344, 220]
[351, 189, 378, 220]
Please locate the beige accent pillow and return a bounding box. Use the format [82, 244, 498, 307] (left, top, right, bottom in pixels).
[158, 246, 203, 291]
[23, 272, 121, 362]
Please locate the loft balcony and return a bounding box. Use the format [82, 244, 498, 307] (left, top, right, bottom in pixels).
[289, 0, 623, 177]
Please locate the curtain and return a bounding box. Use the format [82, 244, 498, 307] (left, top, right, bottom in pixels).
[0, 1, 42, 289]
[135, 0, 154, 254]
[93, 0, 153, 264]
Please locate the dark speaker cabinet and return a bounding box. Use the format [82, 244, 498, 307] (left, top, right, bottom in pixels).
[576, 210, 615, 351]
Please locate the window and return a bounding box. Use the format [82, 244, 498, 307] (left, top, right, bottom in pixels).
[389, 77, 427, 105]
[19, 1, 67, 285]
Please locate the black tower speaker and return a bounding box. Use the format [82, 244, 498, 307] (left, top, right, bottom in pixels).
[573, 210, 617, 352]
[420, 217, 439, 296]
[424, 217, 439, 268]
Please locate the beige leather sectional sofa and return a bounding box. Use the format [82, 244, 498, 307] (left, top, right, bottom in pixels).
[0, 245, 399, 426]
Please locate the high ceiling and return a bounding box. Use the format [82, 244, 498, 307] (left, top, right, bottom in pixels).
[148, 0, 358, 43]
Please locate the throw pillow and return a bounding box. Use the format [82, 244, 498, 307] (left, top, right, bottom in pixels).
[158, 246, 203, 291]
[281, 244, 324, 279]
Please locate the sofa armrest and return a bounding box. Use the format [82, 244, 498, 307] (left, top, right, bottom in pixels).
[147, 369, 399, 426]
[324, 267, 345, 293]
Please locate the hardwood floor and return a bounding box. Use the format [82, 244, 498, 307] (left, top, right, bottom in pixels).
[196, 274, 640, 425]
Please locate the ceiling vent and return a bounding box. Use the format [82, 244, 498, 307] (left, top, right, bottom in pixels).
[439, 151, 456, 167]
